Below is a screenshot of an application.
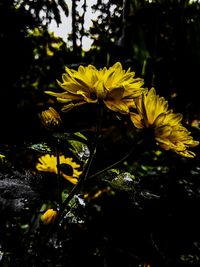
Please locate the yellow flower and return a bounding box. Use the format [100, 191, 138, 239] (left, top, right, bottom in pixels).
[36, 154, 82, 184]
[45, 62, 146, 114]
[155, 124, 199, 158]
[130, 88, 182, 128]
[130, 88, 199, 157]
[39, 107, 62, 130]
[41, 209, 57, 224]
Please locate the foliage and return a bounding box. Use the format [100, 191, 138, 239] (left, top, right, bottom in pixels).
[0, 0, 69, 142]
[87, 0, 200, 118]
[1, 1, 200, 267]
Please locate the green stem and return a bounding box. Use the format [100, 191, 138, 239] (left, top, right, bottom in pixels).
[86, 136, 146, 182]
[43, 103, 103, 242]
[59, 104, 103, 215]
[87, 144, 135, 181]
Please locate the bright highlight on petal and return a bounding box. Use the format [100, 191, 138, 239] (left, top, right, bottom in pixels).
[36, 154, 82, 184]
[45, 62, 146, 114]
[130, 88, 199, 157]
[41, 209, 57, 224]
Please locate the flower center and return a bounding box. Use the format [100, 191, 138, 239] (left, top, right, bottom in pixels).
[90, 92, 97, 100]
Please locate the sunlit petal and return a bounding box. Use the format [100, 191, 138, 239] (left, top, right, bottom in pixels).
[36, 154, 82, 184]
[130, 87, 199, 157]
[45, 62, 146, 114]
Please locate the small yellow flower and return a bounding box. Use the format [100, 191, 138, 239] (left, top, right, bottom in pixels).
[41, 209, 57, 224]
[39, 107, 62, 130]
[130, 88, 199, 157]
[36, 154, 82, 184]
[45, 62, 146, 114]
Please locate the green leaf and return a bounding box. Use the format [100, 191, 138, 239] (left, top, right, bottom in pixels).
[108, 172, 136, 191]
[68, 140, 90, 162]
[28, 143, 52, 153]
[52, 131, 88, 143]
[74, 132, 88, 141]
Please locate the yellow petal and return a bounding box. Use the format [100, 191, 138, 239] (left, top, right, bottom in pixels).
[108, 87, 124, 99]
[41, 209, 57, 224]
[61, 101, 86, 112]
[130, 112, 144, 129]
[155, 125, 172, 138]
[104, 100, 129, 114]
[62, 173, 78, 184]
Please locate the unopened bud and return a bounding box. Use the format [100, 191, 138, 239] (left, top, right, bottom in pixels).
[39, 107, 62, 130]
[41, 208, 57, 224]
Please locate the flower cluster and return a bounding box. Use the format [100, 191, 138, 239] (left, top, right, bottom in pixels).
[45, 62, 199, 157]
[45, 62, 146, 114]
[36, 154, 82, 184]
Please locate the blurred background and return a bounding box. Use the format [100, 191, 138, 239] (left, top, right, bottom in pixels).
[1, 2, 200, 266]
[1, 0, 200, 142]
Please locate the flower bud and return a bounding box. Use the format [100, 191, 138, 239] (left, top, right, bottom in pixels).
[41, 208, 57, 224]
[39, 107, 62, 130]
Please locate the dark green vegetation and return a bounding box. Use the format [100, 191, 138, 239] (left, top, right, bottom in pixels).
[0, 1, 200, 266]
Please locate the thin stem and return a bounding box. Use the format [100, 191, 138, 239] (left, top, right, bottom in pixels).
[59, 103, 103, 216]
[87, 145, 135, 181]
[86, 136, 146, 182]
[42, 103, 104, 242]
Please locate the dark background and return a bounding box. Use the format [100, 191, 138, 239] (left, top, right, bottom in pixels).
[1, 1, 200, 266]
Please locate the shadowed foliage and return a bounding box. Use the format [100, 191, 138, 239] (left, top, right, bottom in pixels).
[0, 1, 200, 267]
